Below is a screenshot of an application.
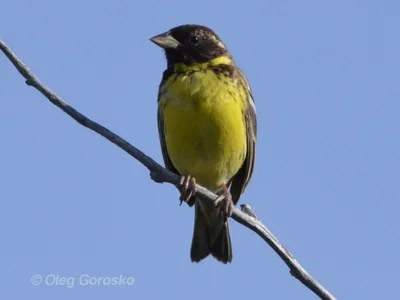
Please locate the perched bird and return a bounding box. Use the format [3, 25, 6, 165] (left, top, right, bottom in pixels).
[151, 25, 257, 264]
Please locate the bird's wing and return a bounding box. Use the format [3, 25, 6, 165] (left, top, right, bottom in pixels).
[157, 108, 179, 174]
[229, 71, 257, 205]
[157, 69, 180, 175]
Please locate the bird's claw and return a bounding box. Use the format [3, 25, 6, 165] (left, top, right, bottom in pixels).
[177, 175, 197, 206]
[215, 187, 234, 221]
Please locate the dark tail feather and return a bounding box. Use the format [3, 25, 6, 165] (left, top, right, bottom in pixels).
[191, 205, 211, 262]
[210, 222, 232, 264]
[190, 205, 232, 264]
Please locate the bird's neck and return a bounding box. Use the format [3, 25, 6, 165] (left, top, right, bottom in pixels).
[172, 55, 233, 73]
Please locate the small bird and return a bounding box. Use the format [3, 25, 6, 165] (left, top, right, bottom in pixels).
[151, 25, 257, 263]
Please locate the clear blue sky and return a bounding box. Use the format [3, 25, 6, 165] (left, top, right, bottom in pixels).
[1, 1, 399, 299]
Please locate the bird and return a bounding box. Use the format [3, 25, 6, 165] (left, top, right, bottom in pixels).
[151, 24, 257, 264]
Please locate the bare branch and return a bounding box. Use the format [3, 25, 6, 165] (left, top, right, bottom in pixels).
[0, 40, 336, 300]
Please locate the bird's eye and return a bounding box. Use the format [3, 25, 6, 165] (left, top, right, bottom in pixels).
[190, 36, 200, 45]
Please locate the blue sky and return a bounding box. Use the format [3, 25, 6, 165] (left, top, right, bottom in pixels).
[1, 1, 399, 299]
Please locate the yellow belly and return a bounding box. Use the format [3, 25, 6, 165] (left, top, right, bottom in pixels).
[160, 70, 247, 191]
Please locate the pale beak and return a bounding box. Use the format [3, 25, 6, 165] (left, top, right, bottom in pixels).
[150, 32, 182, 49]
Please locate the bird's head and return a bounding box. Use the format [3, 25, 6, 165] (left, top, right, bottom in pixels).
[150, 24, 230, 67]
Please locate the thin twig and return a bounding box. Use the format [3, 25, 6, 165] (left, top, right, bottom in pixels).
[0, 40, 336, 300]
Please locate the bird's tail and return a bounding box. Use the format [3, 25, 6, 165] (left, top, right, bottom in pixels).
[190, 203, 232, 264]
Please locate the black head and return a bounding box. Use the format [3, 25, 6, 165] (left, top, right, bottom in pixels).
[150, 25, 230, 66]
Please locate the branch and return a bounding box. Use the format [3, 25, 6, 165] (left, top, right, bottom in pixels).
[0, 40, 336, 300]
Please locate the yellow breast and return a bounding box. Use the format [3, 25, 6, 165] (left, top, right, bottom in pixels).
[159, 65, 247, 191]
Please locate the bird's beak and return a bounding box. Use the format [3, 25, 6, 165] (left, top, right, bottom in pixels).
[150, 32, 181, 49]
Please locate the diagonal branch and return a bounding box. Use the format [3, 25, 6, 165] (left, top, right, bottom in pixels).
[0, 40, 336, 300]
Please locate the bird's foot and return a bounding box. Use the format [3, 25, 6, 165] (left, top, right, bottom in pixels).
[177, 175, 197, 206]
[215, 184, 234, 221]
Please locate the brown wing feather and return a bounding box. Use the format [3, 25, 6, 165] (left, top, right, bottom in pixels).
[157, 69, 180, 175]
[157, 108, 179, 174]
[229, 73, 257, 205]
